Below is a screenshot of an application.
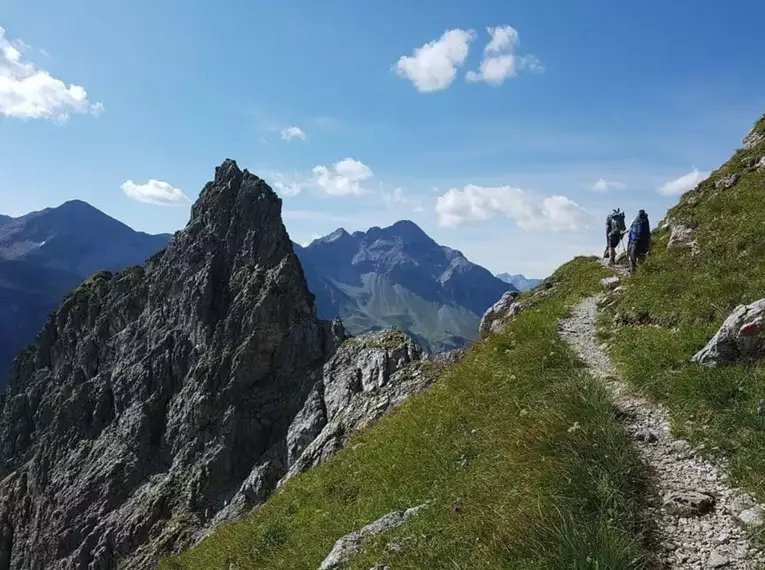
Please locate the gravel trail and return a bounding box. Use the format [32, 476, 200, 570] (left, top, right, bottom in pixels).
[560, 296, 765, 569]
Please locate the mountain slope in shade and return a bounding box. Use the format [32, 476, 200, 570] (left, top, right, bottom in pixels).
[0, 200, 171, 277]
[496, 272, 543, 292]
[294, 220, 514, 351]
[0, 260, 85, 387]
[0, 202, 172, 383]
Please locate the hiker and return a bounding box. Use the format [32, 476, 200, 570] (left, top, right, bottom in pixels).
[603, 208, 626, 265]
[628, 209, 651, 273]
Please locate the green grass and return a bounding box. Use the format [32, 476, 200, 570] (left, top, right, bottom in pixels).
[160, 257, 654, 570]
[604, 114, 765, 507]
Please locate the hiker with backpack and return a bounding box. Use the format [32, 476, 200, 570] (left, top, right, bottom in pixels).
[628, 209, 651, 273]
[604, 208, 627, 265]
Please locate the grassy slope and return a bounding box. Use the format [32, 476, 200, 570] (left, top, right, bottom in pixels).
[603, 114, 765, 508]
[160, 257, 653, 570]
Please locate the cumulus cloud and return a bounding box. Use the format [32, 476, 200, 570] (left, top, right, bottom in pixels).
[466, 25, 543, 85]
[268, 160, 375, 198]
[273, 180, 303, 197]
[281, 126, 306, 141]
[591, 178, 626, 192]
[394, 28, 475, 92]
[269, 172, 307, 197]
[313, 158, 373, 196]
[658, 168, 711, 196]
[435, 184, 590, 231]
[121, 179, 189, 206]
[0, 26, 103, 121]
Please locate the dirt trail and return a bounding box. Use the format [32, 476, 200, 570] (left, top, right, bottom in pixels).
[560, 296, 765, 569]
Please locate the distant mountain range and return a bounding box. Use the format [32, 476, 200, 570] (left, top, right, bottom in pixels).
[0, 202, 517, 381]
[495, 272, 543, 292]
[294, 220, 515, 352]
[0, 201, 171, 383]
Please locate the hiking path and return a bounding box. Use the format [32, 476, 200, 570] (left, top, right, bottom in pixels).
[559, 293, 765, 569]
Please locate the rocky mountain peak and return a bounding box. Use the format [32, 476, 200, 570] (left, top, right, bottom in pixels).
[0, 160, 399, 569]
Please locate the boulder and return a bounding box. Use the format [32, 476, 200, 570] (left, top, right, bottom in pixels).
[479, 290, 524, 336]
[692, 299, 765, 367]
[662, 490, 716, 516]
[714, 173, 739, 191]
[600, 276, 621, 290]
[668, 225, 695, 247]
[667, 225, 701, 255]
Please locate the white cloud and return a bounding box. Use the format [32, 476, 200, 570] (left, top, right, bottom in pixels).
[591, 178, 626, 192]
[384, 187, 408, 205]
[121, 179, 189, 206]
[0, 26, 103, 121]
[281, 126, 307, 141]
[273, 180, 302, 197]
[519, 54, 545, 73]
[658, 168, 711, 196]
[466, 25, 543, 86]
[269, 172, 307, 197]
[313, 158, 373, 196]
[268, 160, 375, 198]
[466, 55, 516, 85]
[484, 25, 519, 54]
[394, 28, 475, 92]
[435, 184, 590, 231]
[382, 187, 425, 212]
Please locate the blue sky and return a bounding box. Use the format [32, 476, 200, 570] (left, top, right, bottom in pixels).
[2, 0, 765, 277]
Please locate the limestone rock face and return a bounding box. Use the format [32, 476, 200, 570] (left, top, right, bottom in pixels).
[280, 329, 430, 485]
[479, 290, 524, 336]
[0, 160, 430, 570]
[692, 299, 765, 367]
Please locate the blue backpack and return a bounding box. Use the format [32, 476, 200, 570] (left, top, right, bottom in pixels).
[629, 215, 650, 243]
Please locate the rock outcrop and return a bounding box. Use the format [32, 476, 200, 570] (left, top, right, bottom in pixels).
[478, 290, 524, 336]
[280, 330, 426, 485]
[318, 503, 428, 570]
[0, 160, 431, 570]
[714, 173, 739, 191]
[742, 114, 765, 150]
[667, 224, 700, 255]
[692, 299, 765, 367]
[600, 276, 621, 290]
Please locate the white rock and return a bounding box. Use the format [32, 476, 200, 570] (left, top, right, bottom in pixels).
[738, 506, 765, 527]
[600, 276, 621, 290]
[319, 504, 428, 569]
[692, 299, 765, 367]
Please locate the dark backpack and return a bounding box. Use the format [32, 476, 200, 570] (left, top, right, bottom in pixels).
[607, 211, 626, 236]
